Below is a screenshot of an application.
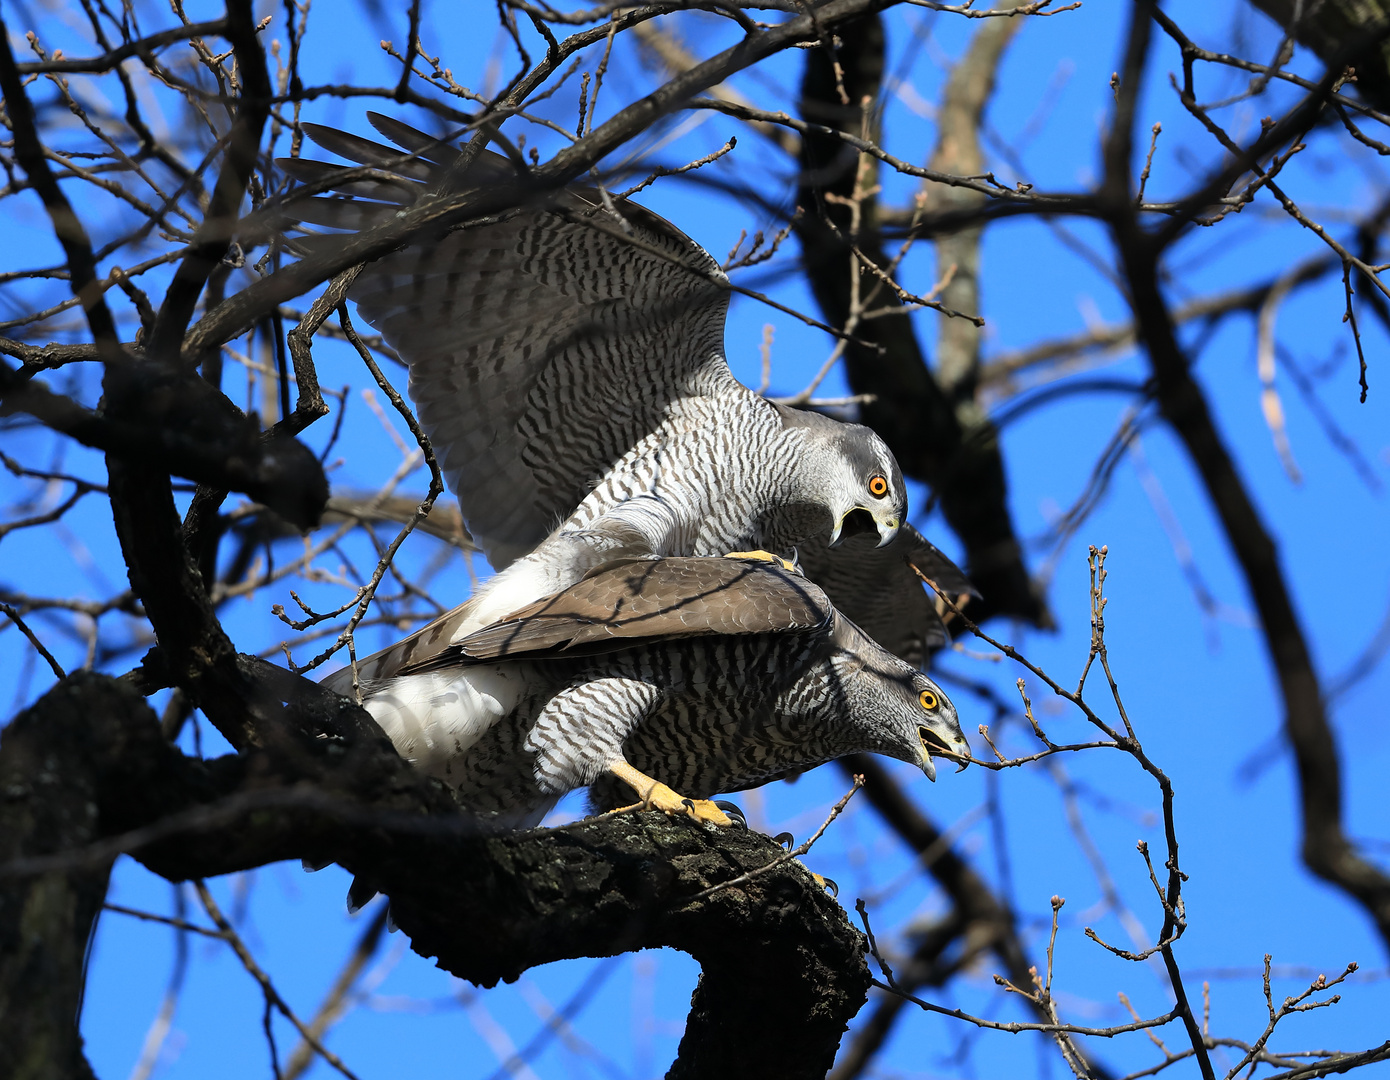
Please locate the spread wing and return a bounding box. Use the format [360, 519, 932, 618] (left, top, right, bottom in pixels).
[798, 524, 976, 667]
[435, 557, 833, 665]
[282, 114, 734, 569]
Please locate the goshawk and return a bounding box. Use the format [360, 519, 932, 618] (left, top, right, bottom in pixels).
[357, 555, 969, 829]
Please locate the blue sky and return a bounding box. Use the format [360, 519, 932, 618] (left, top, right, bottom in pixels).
[2, 0, 1389, 1077]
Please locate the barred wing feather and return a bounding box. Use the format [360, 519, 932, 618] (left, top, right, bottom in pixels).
[285, 115, 732, 569]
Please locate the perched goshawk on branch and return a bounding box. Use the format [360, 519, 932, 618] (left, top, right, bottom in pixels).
[286, 116, 967, 683]
[352, 555, 969, 829]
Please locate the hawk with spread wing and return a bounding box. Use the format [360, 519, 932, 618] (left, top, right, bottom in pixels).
[290, 118, 908, 647]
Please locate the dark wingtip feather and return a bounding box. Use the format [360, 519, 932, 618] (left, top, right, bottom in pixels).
[276, 156, 419, 203]
[301, 122, 435, 181]
[367, 111, 463, 166]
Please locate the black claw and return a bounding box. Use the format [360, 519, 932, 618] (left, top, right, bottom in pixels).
[820, 875, 840, 898]
[713, 800, 747, 827]
[773, 831, 795, 849]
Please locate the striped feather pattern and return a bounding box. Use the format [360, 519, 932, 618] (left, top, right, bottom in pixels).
[398, 605, 964, 826]
[287, 117, 732, 569]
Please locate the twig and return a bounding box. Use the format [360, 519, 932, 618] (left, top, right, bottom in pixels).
[857, 902, 1182, 1038]
[1135, 122, 1161, 206]
[282, 907, 392, 1080]
[0, 602, 66, 679]
[194, 881, 364, 1080]
[618, 136, 737, 200]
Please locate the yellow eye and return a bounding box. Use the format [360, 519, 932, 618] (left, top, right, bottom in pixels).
[919, 689, 937, 710]
[868, 475, 889, 498]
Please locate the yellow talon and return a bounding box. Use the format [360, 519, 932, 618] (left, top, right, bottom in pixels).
[724, 549, 797, 573]
[607, 761, 734, 826]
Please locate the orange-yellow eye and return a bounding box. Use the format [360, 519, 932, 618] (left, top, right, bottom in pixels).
[868, 475, 889, 498]
[919, 689, 937, 710]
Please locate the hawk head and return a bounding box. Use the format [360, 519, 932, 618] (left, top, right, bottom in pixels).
[776, 406, 907, 548]
[829, 618, 969, 781]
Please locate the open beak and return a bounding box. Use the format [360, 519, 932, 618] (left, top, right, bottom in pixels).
[919, 726, 971, 777]
[831, 507, 901, 548]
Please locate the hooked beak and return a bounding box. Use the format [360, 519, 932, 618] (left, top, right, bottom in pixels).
[919, 726, 971, 779]
[830, 507, 901, 548]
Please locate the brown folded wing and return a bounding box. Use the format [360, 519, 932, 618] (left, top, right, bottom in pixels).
[420, 557, 833, 667]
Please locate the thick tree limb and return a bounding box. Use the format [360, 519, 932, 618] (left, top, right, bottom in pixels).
[0, 677, 138, 1080]
[0, 673, 871, 1080]
[146, 0, 273, 363]
[1247, 0, 1390, 113]
[928, 2, 1023, 398]
[0, 362, 327, 529]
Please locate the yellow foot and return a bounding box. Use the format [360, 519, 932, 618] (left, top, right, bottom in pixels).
[724, 549, 797, 573]
[607, 761, 734, 827]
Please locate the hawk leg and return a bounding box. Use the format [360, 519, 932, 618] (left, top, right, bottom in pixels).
[723, 550, 798, 572]
[606, 760, 734, 827]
